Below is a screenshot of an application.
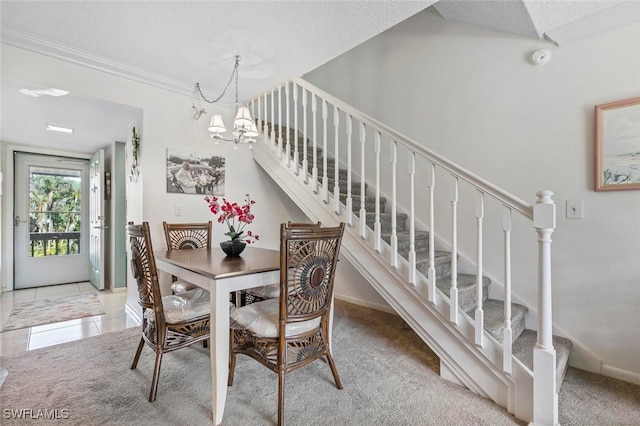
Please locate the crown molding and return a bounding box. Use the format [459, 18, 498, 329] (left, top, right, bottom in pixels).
[1, 26, 197, 98]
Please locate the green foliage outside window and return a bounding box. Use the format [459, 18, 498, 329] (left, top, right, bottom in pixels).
[29, 174, 82, 257]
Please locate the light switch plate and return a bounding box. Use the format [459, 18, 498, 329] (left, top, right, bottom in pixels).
[566, 200, 583, 219]
[175, 204, 184, 217]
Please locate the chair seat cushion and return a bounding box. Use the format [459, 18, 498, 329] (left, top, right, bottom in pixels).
[246, 283, 280, 299]
[229, 298, 320, 338]
[171, 280, 197, 294]
[144, 288, 231, 324]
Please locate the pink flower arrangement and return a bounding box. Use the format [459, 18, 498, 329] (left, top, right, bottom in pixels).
[205, 194, 260, 244]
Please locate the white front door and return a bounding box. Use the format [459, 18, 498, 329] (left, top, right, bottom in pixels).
[89, 150, 105, 290]
[13, 153, 90, 289]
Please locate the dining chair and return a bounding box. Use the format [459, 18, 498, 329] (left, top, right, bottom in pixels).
[127, 222, 211, 402]
[162, 221, 212, 295]
[228, 222, 345, 425]
[244, 221, 321, 304]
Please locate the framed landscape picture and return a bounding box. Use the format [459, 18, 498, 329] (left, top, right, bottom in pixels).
[166, 148, 225, 195]
[595, 96, 640, 191]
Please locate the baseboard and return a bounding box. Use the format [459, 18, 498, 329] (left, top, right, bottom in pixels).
[602, 363, 640, 386]
[440, 361, 466, 387]
[566, 339, 603, 374]
[335, 293, 397, 314]
[569, 344, 640, 386]
[109, 287, 127, 293]
[124, 301, 142, 324]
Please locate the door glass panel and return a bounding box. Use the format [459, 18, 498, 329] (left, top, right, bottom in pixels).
[29, 166, 82, 257]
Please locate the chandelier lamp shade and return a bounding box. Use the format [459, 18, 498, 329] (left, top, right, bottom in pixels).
[195, 55, 258, 148]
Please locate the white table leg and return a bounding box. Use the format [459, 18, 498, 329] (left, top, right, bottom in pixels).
[211, 280, 230, 425]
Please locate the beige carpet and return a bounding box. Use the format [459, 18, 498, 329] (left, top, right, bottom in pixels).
[0, 301, 525, 425]
[0, 301, 637, 425]
[2, 293, 105, 331]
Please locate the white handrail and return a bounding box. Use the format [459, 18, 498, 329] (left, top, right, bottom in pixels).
[251, 76, 533, 219]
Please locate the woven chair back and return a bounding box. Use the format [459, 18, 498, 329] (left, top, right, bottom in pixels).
[127, 222, 165, 329]
[279, 222, 345, 324]
[163, 221, 212, 250]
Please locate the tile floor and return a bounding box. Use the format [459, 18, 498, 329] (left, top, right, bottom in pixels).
[0, 282, 139, 357]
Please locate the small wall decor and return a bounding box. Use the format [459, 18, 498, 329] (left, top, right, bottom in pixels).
[595, 96, 640, 191]
[129, 126, 140, 183]
[104, 171, 112, 200]
[166, 148, 225, 195]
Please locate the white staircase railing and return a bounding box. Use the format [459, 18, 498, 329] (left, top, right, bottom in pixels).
[247, 77, 558, 426]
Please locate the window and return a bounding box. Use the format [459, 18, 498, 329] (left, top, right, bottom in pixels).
[28, 166, 82, 257]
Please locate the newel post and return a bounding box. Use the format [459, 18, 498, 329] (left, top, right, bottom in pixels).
[531, 190, 558, 426]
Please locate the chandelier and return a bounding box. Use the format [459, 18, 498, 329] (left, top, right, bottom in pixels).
[195, 55, 258, 148]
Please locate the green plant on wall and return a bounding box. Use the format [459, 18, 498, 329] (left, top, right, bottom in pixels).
[129, 126, 140, 182]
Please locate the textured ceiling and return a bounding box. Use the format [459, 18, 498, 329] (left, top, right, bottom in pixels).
[1, 1, 638, 153]
[0, 1, 435, 104]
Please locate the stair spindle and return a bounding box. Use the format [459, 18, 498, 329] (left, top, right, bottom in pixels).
[257, 95, 262, 133]
[333, 107, 341, 214]
[374, 131, 382, 252]
[408, 151, 416, 285]
[427, 162, 436, 303]
[359, 122, 367, 238]
[270, 89, 275, 151]
[285, 83, 291, 167]
[345, 115, 353, 226]
[390, 140, 398, 268]
[301, 88, 308, 183]
[503, 205, 513, 375]
[293, 83, 299, 175]
[278, 85, 283, 160]
[450, 176, 459, 325]
[250, 99, 255, 123]
[311, 93, 318, 193]
[475, 190, 485, 348]
[322, 99, 329, 203]
[263, 93, 268, 135]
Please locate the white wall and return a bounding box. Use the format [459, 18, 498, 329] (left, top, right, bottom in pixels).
[304, 8, 640, 381]
[0, 45, 306, 310]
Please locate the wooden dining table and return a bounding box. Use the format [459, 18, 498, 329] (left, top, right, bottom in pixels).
[154, 246, 280, 425]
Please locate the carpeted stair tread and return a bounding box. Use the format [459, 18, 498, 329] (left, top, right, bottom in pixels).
[416, 251, 454, 278]
[364, 212, 407, 233]
[414, 250, 452, 264]
[470, 299, 528, 343]
[340, 193, 387, 212]
[512, 329, 574, 390]
[321, 163, 348, 176]
[381, 231, 430, 256]
[313, 165, 348, 179]
[437, 274, 490, 313]
[326, 178, 366, 195]
[381, 230, 429, 241]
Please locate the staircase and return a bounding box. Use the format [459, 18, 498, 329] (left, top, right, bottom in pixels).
[247, 77, 572, 425]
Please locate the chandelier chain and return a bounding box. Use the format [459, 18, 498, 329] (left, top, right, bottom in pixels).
[195, 55, 241, 105]
[234, 62, 239, 105]
[194, 54, 256, 148]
